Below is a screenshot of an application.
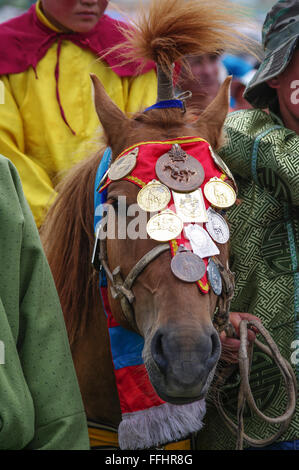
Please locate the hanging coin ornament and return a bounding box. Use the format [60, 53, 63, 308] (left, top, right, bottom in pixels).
[184, 223, 220, 258]
[137, 180, 171, 212]
[209, 145, 237, 190]
[205, 207, 230, 244]
[155, 143, 205, 193]
[146, 209, 183, 242]
[204, 177, 236, 209]
[108, 147, 139, 181]
[207, 257, 222, 295]
[172, 189, 208, 223]
[171, 246, 206, 283]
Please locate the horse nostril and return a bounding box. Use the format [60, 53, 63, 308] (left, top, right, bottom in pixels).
[209, 329, 221, 364]
[151, 330, 168, 373]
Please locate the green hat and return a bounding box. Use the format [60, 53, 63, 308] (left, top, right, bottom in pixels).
[244, 0, 299, 108]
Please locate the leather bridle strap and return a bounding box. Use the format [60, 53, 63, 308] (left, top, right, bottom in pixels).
[212, 256, 236, 334]
[99, 237, 170, 327]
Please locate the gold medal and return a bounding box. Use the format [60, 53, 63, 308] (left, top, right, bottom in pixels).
[137, 180, 171, 212]
[146, 210, 183, 242]
[204, 177, 236, 209]
[108, 147, 139, 181]
[172, 189, 208, 223]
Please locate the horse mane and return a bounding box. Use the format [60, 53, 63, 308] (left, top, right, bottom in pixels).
[40, 151, 103, 346]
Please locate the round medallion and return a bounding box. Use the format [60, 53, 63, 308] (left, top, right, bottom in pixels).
[206, 207, 230, 244]
[108, 147, 139, 181]
[171, 247, 206, 282]
[137, 180, 171, 212]
[146, 210, 183, 242]
[155, 144, 205, 193]
[207, 257, 222, 295]
[204, 177, 236, 209]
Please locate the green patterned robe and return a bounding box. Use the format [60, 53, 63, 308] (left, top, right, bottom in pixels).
[197, 109, 299, 450]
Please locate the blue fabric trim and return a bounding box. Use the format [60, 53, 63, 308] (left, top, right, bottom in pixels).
[247, 439, 299, 450]
[251, 126, 281, 184]
[144, 99, 184, 112]
[94, 147, 112, 233]
[109, 326, 144, 369]
[94, 147, 112, 288]
[93, 147, 145, 371]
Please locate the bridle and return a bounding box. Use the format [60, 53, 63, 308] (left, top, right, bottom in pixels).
[93, 223, 235, 334]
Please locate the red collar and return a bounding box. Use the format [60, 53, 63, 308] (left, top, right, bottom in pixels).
[0, 5, 155, 77]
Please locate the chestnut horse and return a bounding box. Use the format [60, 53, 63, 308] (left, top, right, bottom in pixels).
[41, 0, 245, 449]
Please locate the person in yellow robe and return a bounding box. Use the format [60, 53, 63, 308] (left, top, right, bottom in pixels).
[0, 0, 157, 226]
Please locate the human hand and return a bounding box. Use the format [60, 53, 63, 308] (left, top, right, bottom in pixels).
[219, 312, 261, 364]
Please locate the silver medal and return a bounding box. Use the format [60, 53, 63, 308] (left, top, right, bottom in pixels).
[209, 145, 237, 191]
[184, 224, 220, 258]
[205, 207, 230, 244]
[207, 257, 222, 295]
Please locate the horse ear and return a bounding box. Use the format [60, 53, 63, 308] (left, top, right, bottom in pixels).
[193, 76, 232, 149]
[90, 74, 130, 152]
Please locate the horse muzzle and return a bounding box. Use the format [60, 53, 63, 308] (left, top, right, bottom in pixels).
[146, 325, 221, 404]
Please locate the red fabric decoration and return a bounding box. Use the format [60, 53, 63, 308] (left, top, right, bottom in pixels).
[100, 136, 227, 293]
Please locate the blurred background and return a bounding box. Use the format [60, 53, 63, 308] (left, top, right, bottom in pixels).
[0, 0, 279, 22]
[0, 0, 279, 111]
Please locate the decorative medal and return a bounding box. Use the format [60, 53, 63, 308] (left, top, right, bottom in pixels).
[171, 246, 206, 283]
[155, 143, 205, 193]
[209, 145, 237, 191]
[204, 177, 236, 209]
[184, 224, 220, 258]
[108, 147, 139, 181]
[207, 257, 222, 295]
[146, 209, 183, 242]
[172, 189, 208, 223]
[205, 207, 230, 244]
[137, 180, 171, 212]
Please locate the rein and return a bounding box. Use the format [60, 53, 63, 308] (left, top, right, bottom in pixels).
[212, 320, 297, 450]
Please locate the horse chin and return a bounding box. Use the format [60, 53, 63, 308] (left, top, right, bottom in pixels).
[144, 354, 217, 405]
